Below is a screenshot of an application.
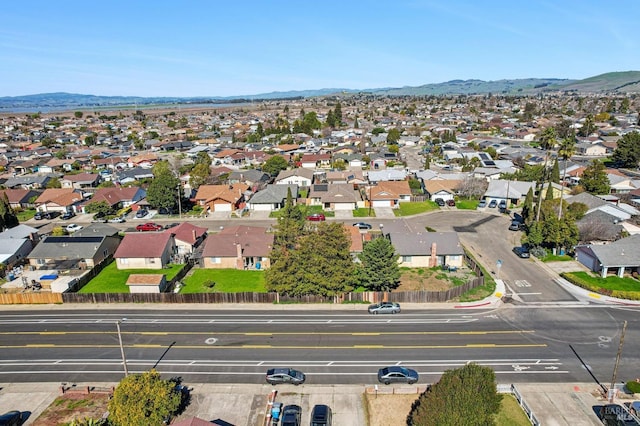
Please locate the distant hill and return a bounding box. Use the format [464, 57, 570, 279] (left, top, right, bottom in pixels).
[1, 71, 638, 112]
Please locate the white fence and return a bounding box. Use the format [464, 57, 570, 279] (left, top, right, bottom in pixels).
[497, 384, 540, 425]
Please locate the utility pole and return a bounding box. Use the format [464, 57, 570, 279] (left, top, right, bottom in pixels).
[609, 320, 628, 403]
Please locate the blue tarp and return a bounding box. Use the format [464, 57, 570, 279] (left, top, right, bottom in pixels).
[40, 274, 58, 280]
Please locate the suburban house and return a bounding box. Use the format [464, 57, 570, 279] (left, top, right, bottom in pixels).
[483, 180, 536, 206]
[114, 232, 177, 270]
[324, 169, 367, 185]
[575, 142, 607, 156]
[307, 183, 362, 210]
[540, 182, 572, 200]
[300, 153, 332, 169]
[193, 183, 250, 213]
[126, 274, 169, 293]
[0, 224, 38, 268]
[34, 188, 85, 214]
[422, 180, 461, 202]
[127, 153, 159, 168]
[575, 234, 640, 278]
[368, 169, 408, 182]
[0, 189, 41, 210]
[164, 222, 208, 256]
[227, 169, 271, 188]
[390, 232, 465, 268]
[369, 180, 412, 208]
[274, 168, 315, 187]
[60, 173, 101, 189]
[247, 184, 299, 212]
[200, 225, 273, 270]
[81, 186, 147, 213]
[3, 174, 51, 190]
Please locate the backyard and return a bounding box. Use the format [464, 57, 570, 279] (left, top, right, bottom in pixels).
[180, 268, 266, 293]
[78, 262, 184, 293]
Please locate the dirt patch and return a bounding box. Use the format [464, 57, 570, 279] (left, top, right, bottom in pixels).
[365, 393, 418, 426]
[33, 393, 110, 426]
[395, 267, 475, 292]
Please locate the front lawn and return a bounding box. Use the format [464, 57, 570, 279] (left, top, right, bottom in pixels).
[394, 201, 439, 217]
[353, 207, 374, 218]
[456, 199, 479, 210]
[180, 268, 267, 293]
[79, 262, 184, 293]
[542, 252, 573, 262]
[562, 271, 640, 299]
[17, 209, 37, 222]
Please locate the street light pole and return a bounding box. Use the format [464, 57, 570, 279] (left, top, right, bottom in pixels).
[116, 319, 128, 377]
[177, 184, 182, 219]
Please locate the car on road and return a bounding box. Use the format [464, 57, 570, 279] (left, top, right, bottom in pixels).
[377, 366, 419, 385]
[434, 198, 445, 207]
[61, 211, 75, 220]
[136, 222, 163, 232]
[265, 368, 306, 385]
[368, 302, 401, 314]
[509, 220, 522, 231]
[135, 209, 149, 218]
[310, 404, 332, 426]
[477, 200, 487, 208]
[446, 199, 456, 207]
[281, 404, 302, 426]
[65, 224, 83, 233]
[0, 410, 22, 426]
[108, 216, 126, 223]
[306, 213, 326, 221]
[35, 211, 60, 220]
[488, 200, 497, 208]
[353, 222, 372, 230]
[513, 246, 530, 258]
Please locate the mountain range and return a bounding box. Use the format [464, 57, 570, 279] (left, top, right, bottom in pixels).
[1, 71, 639, 112]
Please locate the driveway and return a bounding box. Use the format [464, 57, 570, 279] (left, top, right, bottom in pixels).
[373, 207, 395, 218]
[333, 210, 353, 219]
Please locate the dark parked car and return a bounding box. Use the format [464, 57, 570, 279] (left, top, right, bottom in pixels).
[477, 200, 487, 208]
[434, 198, 445, 207]
[281, 404, 302, 426]
[446, 199, 455, 207]
[135, 209, 149, 218]
[600, 404, 637, 425]
[306, 213, 326, 221]
[488, 200, 497, 208]
[92, 212, 107, 222]
[61, 211, 75, 220]
[310, 404, 332, 426]
[35, 211, 60, 220]
[33, 212, 44, 220]
[368, 302, 401, 314]
[265, 368, 306, 385]
[136, 222, 163, 232]
[0, 410, 22, 426]
[377, 366, 419, 385]
[513, 246, 530, 258]
[509, 220, 522, 231]
[353, 222, 372, 230]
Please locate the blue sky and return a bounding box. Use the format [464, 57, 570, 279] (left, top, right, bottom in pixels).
[1, 0, 639, 97]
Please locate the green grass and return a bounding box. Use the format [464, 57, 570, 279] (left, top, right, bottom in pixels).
[456, 199, 479, 210]
[353, 208, 374, 217]
[493, 395, 531, 426]
[16, 209, 37, 222]
[542, 253, 573, 262]
[562, 271, 640, 292]
[180, 269, 267, 293]
[394, 201, 439, 216]
[79, 262, 184, 293]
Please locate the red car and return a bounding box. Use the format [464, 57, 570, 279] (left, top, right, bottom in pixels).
[136, 222, 163, 232]
[306, 213, 326, 221]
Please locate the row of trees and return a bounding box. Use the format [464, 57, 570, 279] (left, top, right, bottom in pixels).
[264, 190, 400, 296]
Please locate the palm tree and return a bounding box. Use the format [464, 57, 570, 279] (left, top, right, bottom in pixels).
[535, 127, 557, 222]
[557, 135, 576, 219]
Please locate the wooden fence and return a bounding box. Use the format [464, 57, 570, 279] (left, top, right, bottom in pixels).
[0, 292, 63, 304]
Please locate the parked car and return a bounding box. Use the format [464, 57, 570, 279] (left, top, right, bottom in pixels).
[310, 404, 332, 426]
[281, 404, 302, 426]
[488, 200, 497, 208]
[446, 199, 456, 207]
[0, 410, 22, 426]
[108, 216, 126, 223]
[136, 222, 163, 232]
[92, 212, 107, 222]
[513, 246, 530, 258]
[477, 200, 487, 208]
[377, 366, 419, 385]
[509, 220, 522, 231]
[65, 224, 83, 233]
[307, 213, 326, 221]
[368, 302, 401, 315]
[434, 198, 445, 207]
[61, 211, 75, 220]
[33, 212, 44, 220]
[265, 368, 306, 385]
[135, 209, 149, 218]
[37, 211, 60, 220]
[353, 222, 372, 230]
[600, 403, 636, 425]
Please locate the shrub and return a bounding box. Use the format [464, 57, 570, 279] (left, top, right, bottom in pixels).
[529, 246, 546, 259]
[626, 380, 640, 394]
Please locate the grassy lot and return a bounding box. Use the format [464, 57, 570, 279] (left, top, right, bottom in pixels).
[394, 201, 439, 217]
[269, 206, 334, 219]
[79, 262, 184, 293]
[16, 209, 37, 222]
[456, 199, 479, 210]
[181, 268, 267, 293]
[541, 251, 573, 262]
[562, 271, 640, 293]
[494, 395, 532, 426]
[353, 207, 374, 217]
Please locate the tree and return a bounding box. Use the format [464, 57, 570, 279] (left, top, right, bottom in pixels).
[557, 136, 576, 219]
[535, 127, 557, 222]
[0, 193, 19, 230]
[550, 159, 560, 184]
[194, 151, 212, 167]
[612, 131, 640, 168]
[84, 200, 113, 216]
[272, 188, 305, 252]
[521, 187, 534, 225]
[407, 363, 501, 426]
[262, 155, 289, 177]
[74, 111, 83, 119]
[334, 102, 343, 126]
[457, 177, 488, 200]
[578, 114, 596, 137]
[545, 182, 555, 200]
[189, 163, 211, 190]
[108, 369, 181, 426]
[46, 177, 62, 188]
[147, 161, 180, 211]
[386, 128, 401, 143]
[357, 237, 400, 291]
[581, 159, 610, 194]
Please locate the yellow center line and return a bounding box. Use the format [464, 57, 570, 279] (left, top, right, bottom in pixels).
[0, 330, 535, 336]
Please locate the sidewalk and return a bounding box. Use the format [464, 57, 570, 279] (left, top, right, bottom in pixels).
[0, 381, 612, 425]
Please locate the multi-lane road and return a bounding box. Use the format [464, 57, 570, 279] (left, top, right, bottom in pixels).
[0, 305, 638, 387]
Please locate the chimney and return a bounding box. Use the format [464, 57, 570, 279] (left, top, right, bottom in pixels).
[236, 243, 244, 269]
[429, 242, 438, 268]
[192, 229, 197, 241]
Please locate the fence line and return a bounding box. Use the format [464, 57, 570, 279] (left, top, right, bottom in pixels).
[498, 384, 540, 426]
[0, 293, 63, 304]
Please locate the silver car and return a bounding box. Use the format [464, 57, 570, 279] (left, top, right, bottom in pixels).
[368, 302, 401, 314]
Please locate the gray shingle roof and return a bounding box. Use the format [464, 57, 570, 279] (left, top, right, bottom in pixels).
[590, 234, 640, 267]
[390, 232, 464, 256]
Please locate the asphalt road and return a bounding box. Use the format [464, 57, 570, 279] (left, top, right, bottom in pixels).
[1, 306, 638, 388]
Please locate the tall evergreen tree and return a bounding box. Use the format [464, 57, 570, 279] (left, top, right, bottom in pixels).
[0, 194, 18, 230]
[581, 159, 610, 195]
[545, 182, 555, 200]
[550, 159, 560, 184]
[557, 135, 576, 219]
[357, 237, 400, 291]
[521, 187, 534, 225]
[612, 131, 640, 168]
[334, 102, 343, 126]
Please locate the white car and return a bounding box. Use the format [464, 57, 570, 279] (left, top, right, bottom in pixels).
[65, 224, 83, 233]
